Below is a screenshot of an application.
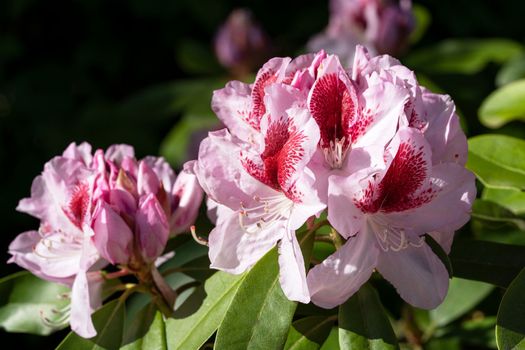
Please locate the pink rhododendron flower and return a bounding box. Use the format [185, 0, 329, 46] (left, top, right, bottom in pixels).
[206, 46, 475, 310]
[8, 142, 203, 338]
[308, 0, 415, 63]
[194, 82, 324, 303]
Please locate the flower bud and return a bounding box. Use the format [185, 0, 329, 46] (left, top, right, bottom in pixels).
[214, 8, 271, 76]
[136, 194, 169, 262]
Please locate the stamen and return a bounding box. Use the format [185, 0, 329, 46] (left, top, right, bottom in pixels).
[238, 194, 293, 235]
[368, 216, 424, 252]
[322, 137, 349, 169]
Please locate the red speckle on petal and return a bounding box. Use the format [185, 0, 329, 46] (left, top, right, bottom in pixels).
[64, 182, 90, 228]
[242, 116, 306, 202]
[356, 141, 435, 213]
[309, 73, 371, 151]
[248, 69, 277, 130]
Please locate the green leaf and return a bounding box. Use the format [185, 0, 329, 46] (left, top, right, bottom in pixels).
[496, 54, 525, 87]
[284, 316, 336, 350]
[467, 135, 525, 190]
[430, 278, 493, 327]
[496, 268, 525, 350]
[160, 112, 219, 167]
[479, 79, 525, 128]
[338, 283, 399, 350]
[320, 328, 340, 350]
[409, 4, 431, 44]
[121, 306, 167, 350]
[165, 271, 245, 350]
[449, 238, 525, 287]
[214, 248, 297, 350]
[405, 39, 523, 74]
[214, 229, 316, 350]
[0, 272, 70, 335]
[472, 199, 525, 231]
[483, 188, 525, 216]
[56, 299, 126, 350]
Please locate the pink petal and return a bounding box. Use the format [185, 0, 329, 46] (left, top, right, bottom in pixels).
[211, 80, 254, 140]
[92, 201, 133, 265]
[170, 161, 203, 235]
[208, 211, 282, 274]
[143, 156, 176, 193]
[104, 144, 135, 166]
[384, 163, 476, 234]
[17, 157, 92, 234]
[69, 270, 103, 338]
[278, 230, 309, 303]
[62, 142, 93, 166]
[307, 232, 379, 308]
[136, 194, 169, 262]
[195, 129, 268, 210]
[137, 161, 160, 196]
[376, 242, 449, 309]
[353, 77, 409, 149]
[8, 231, 76, 285]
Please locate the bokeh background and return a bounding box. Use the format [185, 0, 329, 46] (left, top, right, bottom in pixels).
[1, 0, 525, 348]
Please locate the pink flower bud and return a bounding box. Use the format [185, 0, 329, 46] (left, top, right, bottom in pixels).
[137, 160, 160, 196]
[136, 194, 169, 262]
[92, 201, 133, 265]
[170, 161, 204, 235]
[214, 8, 271, 76]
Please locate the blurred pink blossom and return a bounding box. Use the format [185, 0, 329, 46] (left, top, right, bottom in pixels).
[214, 8, 271, 77]
[308, 0, 415, 63]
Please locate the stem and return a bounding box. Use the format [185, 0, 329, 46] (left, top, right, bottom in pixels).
[314, 235, 334, 244]
[401, 305, 423, 350]
[102, 268, 131, 280]
[329, 227, 344, 249]
[151, 265, 177, 317]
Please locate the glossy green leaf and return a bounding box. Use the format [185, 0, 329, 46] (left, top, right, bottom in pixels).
[467, 135, 525, 190]
[472, 199, 525, 231]
[165, 271, 245, 350]
[449, 238, 525, 287]
[284, 316, 336, 350]
[483, 188, 525, 215]
[479, 79, 525, 128]
[214, 230, 315, 350]
[0, 272, 70, 335]
[56, 299, 126, 350]
[496, 54, 525, 87]
[320, 328, 340, 350]
[497, 268, 525, 350]
[338, 283, 399, 350]
[214, 248, 297, 350]
[405, 39, 523, 74]
[430, 278, 493, 327]
[121, 306, 166, 350]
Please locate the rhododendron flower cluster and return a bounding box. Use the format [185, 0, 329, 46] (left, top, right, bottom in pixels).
[309, 0, 415, 63]
[8, 143, 202, 338]
[195, 46, 475, 309]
